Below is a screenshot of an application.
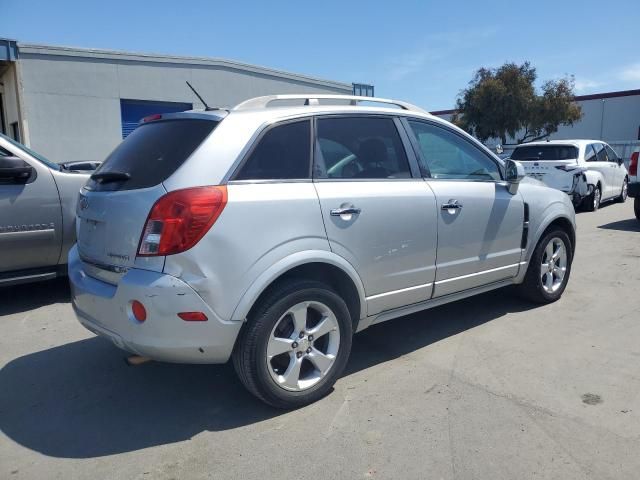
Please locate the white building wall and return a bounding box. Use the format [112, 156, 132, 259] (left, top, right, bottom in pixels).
[16, 45, 352, 162]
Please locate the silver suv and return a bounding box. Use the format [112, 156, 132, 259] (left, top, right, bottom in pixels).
[69, 95, 576, 408]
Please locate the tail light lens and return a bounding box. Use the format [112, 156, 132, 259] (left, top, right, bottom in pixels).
[138, 186, 227, 256]
[629, 152, 638, 176]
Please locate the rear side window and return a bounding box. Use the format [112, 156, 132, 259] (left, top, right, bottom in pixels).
[584, 144, 597, 162]
[234, 120, 311, 180]
[88, 119, 218, 191]
[511, 145, 578, 161]
[315, 117, 410, 179]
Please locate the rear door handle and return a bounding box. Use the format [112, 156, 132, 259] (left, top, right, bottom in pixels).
[330, 207, 361, 216]
[441, 200, 463, 211]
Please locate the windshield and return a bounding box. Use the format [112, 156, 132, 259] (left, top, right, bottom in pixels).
[511, 145, 578, 161]
[0, 132, 60, 170]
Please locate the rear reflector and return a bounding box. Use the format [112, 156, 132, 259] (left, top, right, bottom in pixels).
[138, 186, 227, 256]
[131, 300, 147, 322]
[178, 312, 208, 322]
[629, 152, 638, 176]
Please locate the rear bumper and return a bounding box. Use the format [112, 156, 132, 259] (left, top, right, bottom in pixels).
[628, 182, 640, 197]
[68, 246, 242, 363]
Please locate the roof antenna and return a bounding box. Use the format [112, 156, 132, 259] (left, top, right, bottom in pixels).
[186, 81, 216, 111]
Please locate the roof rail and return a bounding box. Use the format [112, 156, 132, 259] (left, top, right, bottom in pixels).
[233, 94, 429, 114]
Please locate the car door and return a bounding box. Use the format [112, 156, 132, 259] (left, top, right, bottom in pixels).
[313, 115, 438, 316]
[590, 143, 613, 198]
[403, 119, 524, 298]
[604, 144, 626, 197]
[0, 140, 63, 274]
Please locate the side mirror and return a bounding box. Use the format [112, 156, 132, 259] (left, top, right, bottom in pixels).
[0, 156, 34, 183]
[505, 159, 525, 195]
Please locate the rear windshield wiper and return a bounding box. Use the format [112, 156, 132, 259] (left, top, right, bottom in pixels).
[90, 171, 131, 183]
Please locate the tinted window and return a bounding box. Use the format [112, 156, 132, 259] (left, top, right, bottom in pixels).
[511, 145, 578, 161]
[315, 117, 410, 179]
[88, 119, 217, 192]
[584, 144, 597, 162]
[605, 145, 619, 163]
[408, 120, 501, 181]
[594, 143, 607, 162]
[235, 120, 311, 180]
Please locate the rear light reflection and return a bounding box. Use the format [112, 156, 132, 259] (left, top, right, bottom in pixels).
[178, 312, 208, 322]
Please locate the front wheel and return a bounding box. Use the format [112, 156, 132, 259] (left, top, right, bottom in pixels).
[617, 178, 628, 203]
[584, 185, 601, 212]
[517, 229, 573, 304]
[233, 280, 353, 409]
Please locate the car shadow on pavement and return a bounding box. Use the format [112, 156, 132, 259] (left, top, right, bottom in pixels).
[0, 288, 536, 459]
[598, 218, 640, 232]
[0, 277, 70, 316]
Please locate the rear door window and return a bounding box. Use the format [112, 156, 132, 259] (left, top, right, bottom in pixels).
[234, 120, 311, 180]
[314, 117, 411, 179]
[88, 119, 218, 191]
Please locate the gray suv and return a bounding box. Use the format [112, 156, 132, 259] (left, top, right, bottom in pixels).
[0, 133, 96, 286]
[69, 95, 576, 408]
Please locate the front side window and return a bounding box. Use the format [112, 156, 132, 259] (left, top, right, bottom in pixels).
[314, 117, 410, 179]
[604, 145, 619, 163]
[235, 120, 311, 180]
[594, 143, 607, 162]
[584, 144, 597, 162]
[408, 120, 501, 181]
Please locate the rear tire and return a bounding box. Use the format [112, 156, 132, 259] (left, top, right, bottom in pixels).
[233, 279, 353, 409]
[517, 228, 573, 304]
[584, 185, 601, 212]
[617, 178, 628, 203]
[635, 197, 640, 221]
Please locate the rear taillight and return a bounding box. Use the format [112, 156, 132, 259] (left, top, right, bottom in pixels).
[629, 152, 638, 176]
[138, 186, 227, 256]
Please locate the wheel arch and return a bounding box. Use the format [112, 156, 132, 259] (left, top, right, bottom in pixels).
[231, 251, 366, 330]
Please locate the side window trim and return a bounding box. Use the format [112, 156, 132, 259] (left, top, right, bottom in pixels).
[402, 117, 504, 182]
[311, 113, 417, 182]
[228, 117, 313, 183]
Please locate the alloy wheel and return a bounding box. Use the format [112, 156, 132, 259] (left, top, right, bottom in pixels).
[266, 301, 340, 392]
[540, 237, 568, 294]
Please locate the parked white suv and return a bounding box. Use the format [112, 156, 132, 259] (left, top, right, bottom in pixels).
[69, 95, 576, 408]
[510, 140, 628, 211]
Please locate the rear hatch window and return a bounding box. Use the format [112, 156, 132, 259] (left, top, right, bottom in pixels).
[88, 119, 218, 191]
[511, 145, 578, 161]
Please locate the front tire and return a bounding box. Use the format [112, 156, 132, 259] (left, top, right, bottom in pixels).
[233, 280, 353, 409]
[517, 229, 573, 304]
[584, 185, 601, 212]
[617, 178, 628, 203]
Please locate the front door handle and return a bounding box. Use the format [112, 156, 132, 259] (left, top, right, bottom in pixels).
[330, 206, 362, 216]
[441, 200, 463, 211]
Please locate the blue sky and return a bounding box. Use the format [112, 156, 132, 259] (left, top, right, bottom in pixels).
[3, 0, 640, 110]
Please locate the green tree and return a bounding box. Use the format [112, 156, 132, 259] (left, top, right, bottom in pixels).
[452, 62, 582, 144]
